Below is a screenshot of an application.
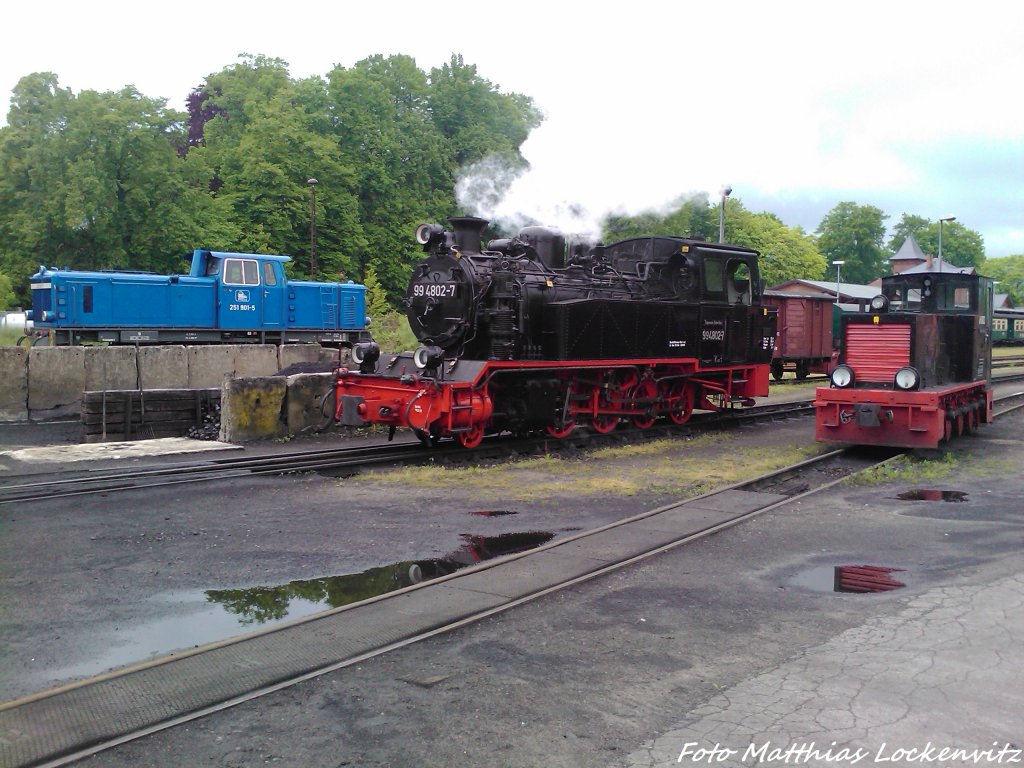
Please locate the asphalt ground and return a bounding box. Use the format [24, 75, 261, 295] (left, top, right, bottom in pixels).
[51, 412, 1024, 768]
[1, 385, 1022, 767]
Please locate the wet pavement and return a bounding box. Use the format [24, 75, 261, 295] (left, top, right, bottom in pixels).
[75, 408, 1024, 768]
[1, 389, 1022, 767]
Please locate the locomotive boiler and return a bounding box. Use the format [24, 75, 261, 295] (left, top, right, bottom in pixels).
[814, 269, 994, 448]
[333, 216, 777, 447]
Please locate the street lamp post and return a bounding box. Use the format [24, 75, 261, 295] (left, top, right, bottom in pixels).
[832, 260, 845, 304]
[308, 178, 319, 279]
[718, 185, 732, 243]
[937, 215, 955, 273]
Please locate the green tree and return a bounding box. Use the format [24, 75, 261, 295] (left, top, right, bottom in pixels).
[0, 272, 15, 309]
[980, 254, 1024, 305]
[602, 194, 715, 241]
[0, 73, 200, 303]
[727, 208, 826, 287]
[887, 213, 930, 253]
[815, 202, 889, 284]
[888, 213, 985, 269]
[600, 196, 824, 287]
[428, 54, 541, 167]
[189, 58, 365, 278]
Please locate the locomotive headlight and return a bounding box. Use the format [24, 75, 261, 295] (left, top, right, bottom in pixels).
[413, 345, 444, 370]
[351, 341, 380, 367]
[415, 223, 445, 246]
[830, 364, 855, 388]
[869, 294, 889, 312]
[894, 366, 920, 391]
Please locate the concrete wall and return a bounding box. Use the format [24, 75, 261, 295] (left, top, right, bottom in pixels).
[0, 347, 28, 421]
[2, 344, 332, 422]
[220, 372, 335, 443]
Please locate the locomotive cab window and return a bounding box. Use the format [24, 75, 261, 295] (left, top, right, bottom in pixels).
[884, 284, 922, 311]
[703, 257, 725, 297]
[728, 261, 752, 306]
[262, 261, 278, 287]
[223, 258, 260, 286]
[937, 284, 972, 311]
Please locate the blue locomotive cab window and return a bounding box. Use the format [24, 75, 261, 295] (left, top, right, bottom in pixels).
[262, 261, 278, 287]
[83, 285, 93, 313]
[224, 258, 260, 286]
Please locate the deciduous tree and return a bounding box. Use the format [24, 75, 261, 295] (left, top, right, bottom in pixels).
[816, 202, 889, 284]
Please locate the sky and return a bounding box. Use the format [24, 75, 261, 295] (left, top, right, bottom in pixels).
[2, 0, 1022, 257]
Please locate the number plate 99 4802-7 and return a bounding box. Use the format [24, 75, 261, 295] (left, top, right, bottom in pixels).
[412, 283, 458, 298]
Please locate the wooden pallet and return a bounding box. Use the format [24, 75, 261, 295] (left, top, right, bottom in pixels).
[81, 388, 220, 442]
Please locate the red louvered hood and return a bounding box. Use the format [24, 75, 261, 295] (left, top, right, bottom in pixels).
[844, 323, 911, 383]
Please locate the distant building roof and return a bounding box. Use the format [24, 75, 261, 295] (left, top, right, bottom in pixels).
[899, 261, 976, 275]
[995, 293, 1013, 308]
[890, 234, 928, 262]
[767, 279, 879, 301]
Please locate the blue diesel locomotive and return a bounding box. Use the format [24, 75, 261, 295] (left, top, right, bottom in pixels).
[27, 249, 371, 346]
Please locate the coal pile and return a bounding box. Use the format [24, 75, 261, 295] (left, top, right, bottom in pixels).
[187, 401, 221, 441]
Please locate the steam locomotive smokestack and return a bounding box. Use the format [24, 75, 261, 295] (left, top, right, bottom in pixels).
[448, 216, 489, 255]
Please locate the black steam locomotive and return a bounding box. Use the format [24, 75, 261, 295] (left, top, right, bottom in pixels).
[332, 217, 777, 447]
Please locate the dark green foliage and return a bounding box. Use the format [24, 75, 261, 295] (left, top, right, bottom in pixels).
[815, 202, 889, 284]
[0, 53, 538, 308]
[888, 212, 985, 269]
[601, 196, 825, 287]
[980, 254, 1024, 305]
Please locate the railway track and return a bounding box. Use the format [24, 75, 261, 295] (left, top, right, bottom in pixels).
[7, 371, 1024, 507]
[2, 390, 1022, 767]
[0, 400, 815, 506]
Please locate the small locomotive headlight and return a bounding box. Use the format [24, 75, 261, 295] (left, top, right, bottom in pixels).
[415, 223, 445, 246]
[869, 294, 889, 312]
[830, 364, 855, 388]
[894, 366, 920, 391]
[352, 341, 380, 369]
[413, 345, 444, 370]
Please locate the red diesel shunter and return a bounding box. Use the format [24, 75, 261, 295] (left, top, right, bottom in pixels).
[814, 269, 993, 449]
[331, 217, 778, 447]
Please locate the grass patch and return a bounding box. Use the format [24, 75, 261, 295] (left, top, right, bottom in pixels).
[354, 432, 830, 501]
[848, 452, 961, 485]
[0, 328, 27, 346]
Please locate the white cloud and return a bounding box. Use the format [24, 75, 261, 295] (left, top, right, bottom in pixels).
[2, 0, 1022, 254]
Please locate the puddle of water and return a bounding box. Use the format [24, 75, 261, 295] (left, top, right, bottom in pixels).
[790, 565, 906, 594]
[45, 593, 329, 683]
[47, 531, 555, 684]
[897, 489, 968, 502]
[208, 531, 556, 623]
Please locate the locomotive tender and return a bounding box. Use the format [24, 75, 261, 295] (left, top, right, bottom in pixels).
[332, 216, 777, 447]
[814, 269, 994, 448]
[27, 249, 370, 346]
